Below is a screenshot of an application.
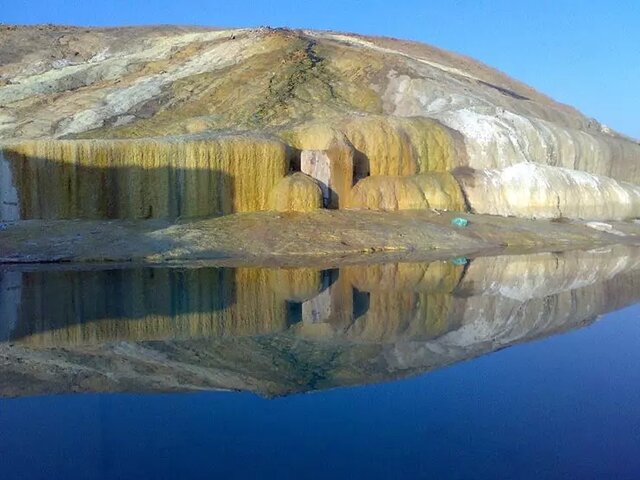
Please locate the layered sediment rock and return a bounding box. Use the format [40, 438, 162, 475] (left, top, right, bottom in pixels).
[1, 25, 639, 222]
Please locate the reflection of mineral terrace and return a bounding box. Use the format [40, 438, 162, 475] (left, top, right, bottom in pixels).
[1, 246, 640, 397]
[1, 25, 639, 222]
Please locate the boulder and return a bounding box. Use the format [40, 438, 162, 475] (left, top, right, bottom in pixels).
[346, 172, 466, 211]
[268, 172, 323, 212]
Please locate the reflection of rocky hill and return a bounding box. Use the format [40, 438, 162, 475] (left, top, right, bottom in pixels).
[1, 245, 639, 397]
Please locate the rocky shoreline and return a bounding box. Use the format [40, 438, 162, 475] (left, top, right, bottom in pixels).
[2, 210, 640, 268]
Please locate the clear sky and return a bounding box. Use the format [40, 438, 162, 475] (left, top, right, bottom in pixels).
[3, 0, 638, 139]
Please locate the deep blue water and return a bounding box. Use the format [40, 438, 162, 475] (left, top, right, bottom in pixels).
[1, 303, 639, 480]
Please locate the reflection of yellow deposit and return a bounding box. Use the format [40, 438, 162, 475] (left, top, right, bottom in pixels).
[3, 246, 640, 348]
[2, 245, 640, 397]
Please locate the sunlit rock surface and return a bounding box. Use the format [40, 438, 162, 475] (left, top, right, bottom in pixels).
[347, 172, 465, 211]
[268, 172, 322, 212]
[1, 25, 639, 222]
[1, 136, 291, 219]
[455, 163, 640, 220]
[1, 246, 639, 397]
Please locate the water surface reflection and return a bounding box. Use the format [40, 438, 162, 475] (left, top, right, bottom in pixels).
[1, 245, 640, 397]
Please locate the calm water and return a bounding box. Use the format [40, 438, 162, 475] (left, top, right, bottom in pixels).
[1, 247, 640, 479]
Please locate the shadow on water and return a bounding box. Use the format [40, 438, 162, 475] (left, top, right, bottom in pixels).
[1, 244, 640, 397]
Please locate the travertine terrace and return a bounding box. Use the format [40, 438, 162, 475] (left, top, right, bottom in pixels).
[1, 24, 639, 259]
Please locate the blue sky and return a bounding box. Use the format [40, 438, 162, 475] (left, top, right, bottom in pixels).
[3, 0, 638, 139]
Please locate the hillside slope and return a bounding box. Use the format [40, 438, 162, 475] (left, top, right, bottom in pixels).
[1, 25, 639, 224]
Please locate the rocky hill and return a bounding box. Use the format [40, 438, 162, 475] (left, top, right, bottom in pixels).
[1, 25, 639, 245]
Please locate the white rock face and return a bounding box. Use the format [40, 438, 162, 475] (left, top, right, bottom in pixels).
[0, 271, 21, 342]
[302, 31, 640, 185]
[302, 284, 333, 324]
[376, 63, 640, 184]
[455, 162, 640, 220]
[457, 246, 640, 301]
[301, 150, 331, 207]
[0, 150, 20, 221]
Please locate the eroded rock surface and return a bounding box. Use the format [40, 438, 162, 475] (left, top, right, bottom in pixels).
[455, 163, 640, 220]
[1, 25, 639, 224]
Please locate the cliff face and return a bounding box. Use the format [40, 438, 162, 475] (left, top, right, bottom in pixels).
[1, 136, 291, 219]
[1, 25, 639, 221]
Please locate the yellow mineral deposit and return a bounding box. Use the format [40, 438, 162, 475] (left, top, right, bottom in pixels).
[10, 267, 292, 346]
[283, 116, 462, 177]
[2, 111, 639, 222]
[280, 123, 344, 152]
[230, 268, 290, 335]
[338, 116, 464, 175]
[268, 172, 323, 212]
[1, 136, 291, 219]
[341, 261, 463, 342]
[346, 172, 466, 211]
[344, 291, 456, 343]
